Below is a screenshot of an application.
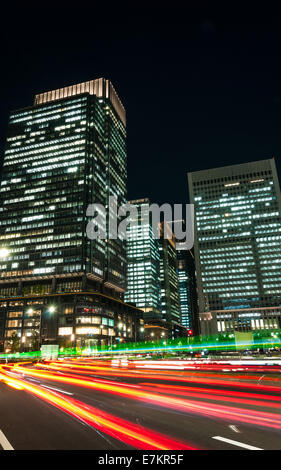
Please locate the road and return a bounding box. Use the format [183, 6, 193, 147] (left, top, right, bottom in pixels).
[1, 358, 281, 450]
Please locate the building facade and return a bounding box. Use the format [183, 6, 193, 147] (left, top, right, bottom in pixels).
[200, 306, 281, 336]
[0, 290, 143, 351]
[144, 319, 190, 342]
[176, 248, 199, 334]
[0, 78, 144, 351]
[159, 222, 181, 324]
[171, 219, 199, 334]
[124, 198, 161, 319]
[188, 159, 281, 334]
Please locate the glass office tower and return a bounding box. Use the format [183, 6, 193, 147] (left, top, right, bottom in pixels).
[159, 222, 181, 324]
[170, 219, 199, 334]
[124, 198, 161, 318]
[0, 79, 144, 351]
[176, 248, 199, 333]
[188, 159, 281, 315]
[0, 78, 126, 294]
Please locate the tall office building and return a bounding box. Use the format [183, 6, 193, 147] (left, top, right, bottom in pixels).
[124, 198, 161, 319]
[188, 159, 281, 335]
[159, 222, 181, 324]
[176, 248, 199, 334]
[170, 220, 199, 334]
[124, 203, 187, 340]
[0, 79, 143, 351]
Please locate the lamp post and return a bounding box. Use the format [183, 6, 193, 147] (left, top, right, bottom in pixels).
[161, 332, 166, 357]
[0, 248, 9, 259]
[118, 322, 123, 339]
[42, 305, 57, 347]
[21, 335, 26, 353]
[138, 326, 144, 343]
[71, 333, 75, 351]
[163, 340, 167, 357]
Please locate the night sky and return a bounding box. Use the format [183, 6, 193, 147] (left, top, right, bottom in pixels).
[1, 5, 281, 206]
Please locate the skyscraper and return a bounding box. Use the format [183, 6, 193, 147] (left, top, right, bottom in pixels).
[0, 78, 127, 293]
[176, 248, 199, 334]
[188, 159, 281, 334]
[124, 203, 187, 340]
[0, 79, 143, 350]
[159, 222, 181, 324]
[124, 198, 161, 319]
[170, 219, 199, 334]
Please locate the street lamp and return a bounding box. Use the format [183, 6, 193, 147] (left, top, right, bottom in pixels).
[20, 335, 26, 353]
[40, 305, 56, 348]
[162, 340, 167, 356]
[71, 333, 75, 354]
[0, 248, 9, 258]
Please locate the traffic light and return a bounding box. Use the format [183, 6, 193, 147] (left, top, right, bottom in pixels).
[187, 329, 193, 337]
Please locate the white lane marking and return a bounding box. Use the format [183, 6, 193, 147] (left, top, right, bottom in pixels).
[40, 384, 73, 396]
[27, 378, 41, 383]
[212, 436, 263, 450]
[0, 429, 14, 450]
[229, 425, 241, 433]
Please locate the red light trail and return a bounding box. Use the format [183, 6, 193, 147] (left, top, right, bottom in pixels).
[0, 365, 195, 450]
[1, 358, 281, 449]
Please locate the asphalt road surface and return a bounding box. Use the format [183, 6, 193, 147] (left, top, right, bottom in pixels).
[1, 358, 281, 450]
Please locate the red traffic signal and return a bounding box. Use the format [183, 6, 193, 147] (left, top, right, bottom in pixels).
[187, 329, 193, 336]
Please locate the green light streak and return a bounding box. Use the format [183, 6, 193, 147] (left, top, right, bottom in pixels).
[1, 330, 281, 360]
